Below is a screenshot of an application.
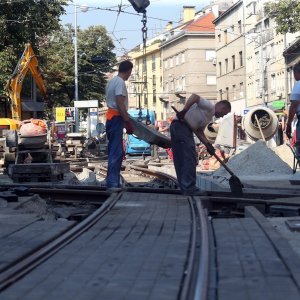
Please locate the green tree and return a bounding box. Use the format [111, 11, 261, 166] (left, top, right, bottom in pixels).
[39, 24, 116, 108]
[0, 0, 68, 91]
[264, 0, 300, 34]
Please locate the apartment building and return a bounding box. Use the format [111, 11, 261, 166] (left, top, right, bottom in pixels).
[213, 0, 246, 115]
[160, 9, 217, 118]
[284, 37, 300, 99]
[243, 0, 287, 111]
[128, 40, 164, 120]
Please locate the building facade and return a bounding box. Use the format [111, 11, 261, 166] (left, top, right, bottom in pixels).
[160, 11, 217, 118]
[213, 0, 246, 115]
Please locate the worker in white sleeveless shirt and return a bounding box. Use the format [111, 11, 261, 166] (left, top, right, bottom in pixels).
[170, 93, 231, 196]
[286, 61, 300, 159]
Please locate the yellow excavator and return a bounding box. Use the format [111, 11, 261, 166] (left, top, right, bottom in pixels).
[0, 43, 48, 130]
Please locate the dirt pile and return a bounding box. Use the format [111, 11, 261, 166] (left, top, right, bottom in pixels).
[213, 140, 293, 180]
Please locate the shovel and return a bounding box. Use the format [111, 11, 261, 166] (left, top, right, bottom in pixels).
[171, 106, 243, 196]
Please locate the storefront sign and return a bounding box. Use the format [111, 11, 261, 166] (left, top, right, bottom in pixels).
[272, 100, 285, 110]
[55, 107, 66, 122]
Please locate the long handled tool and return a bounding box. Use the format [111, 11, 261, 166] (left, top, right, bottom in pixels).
[171, 106, 243, 195]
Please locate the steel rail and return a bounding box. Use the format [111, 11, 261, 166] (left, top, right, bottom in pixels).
[178, 196, 198, 300]
[129, 165, 178, 187]
[0, 192, 121, 291]
[194, 198, 210, 300]
[178, 197, 210, 300]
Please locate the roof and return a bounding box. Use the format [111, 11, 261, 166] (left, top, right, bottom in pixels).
[213, 0, 242, 24]
[182, 12, 215, 33]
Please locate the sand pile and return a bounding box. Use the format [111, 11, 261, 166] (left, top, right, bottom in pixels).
[213, 140, 292, 180]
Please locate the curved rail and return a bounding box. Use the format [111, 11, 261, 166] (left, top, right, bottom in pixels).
[179, 197, 210, 300]
[129, 165, 178, 188]
[0, 193, 121, 291]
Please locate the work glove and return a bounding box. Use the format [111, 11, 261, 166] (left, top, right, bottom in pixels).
[285, 123, 292, 139]
[176, 108, 187, 120]
[205, 142, 215, 156]
[124, 120, 134, 134]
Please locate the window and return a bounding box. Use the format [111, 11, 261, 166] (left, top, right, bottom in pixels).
[264, 18, 270, 29]
[219, 89, 223, 100]
[164, 60, 168, 69]
[231, 25, 234, 35]
[182, 76, 186, 90]
[225, 59, 228, 73]
[239, 51, 243, 67]
[207, 75, 216, 85]
[240, 82, 244, 98]
[176, 78, 180, 91]
[255, 51, 260, 70]
[246, 2, 256, 17]
[226, 87, 229, 100]
[152, 75, 156, 88]
[256, 79, 261, 97]
[181, 52, 185, 63]
[218, 34, 221, 42]
[152, 54, 156, 71]
[271, 74, 276, 93]
[233, 85, 236, 100]
[153, 89, 156, 105]
[232, 55, 236, 70]
[238, 20, 242, 34]
[205, 50, 216, 61]
[224, 30, 228, 44]
[219, 62, 222, 76]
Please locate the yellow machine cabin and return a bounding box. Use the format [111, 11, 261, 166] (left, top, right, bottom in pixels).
[0, 43, 48, 130]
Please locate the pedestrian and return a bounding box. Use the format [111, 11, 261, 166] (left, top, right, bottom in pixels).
[105, 60, 134, 192]
[170, 93, 231, 196]
[286, 61, 300, 159]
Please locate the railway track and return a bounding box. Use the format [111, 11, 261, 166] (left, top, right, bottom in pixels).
[1, 163, 300, 298]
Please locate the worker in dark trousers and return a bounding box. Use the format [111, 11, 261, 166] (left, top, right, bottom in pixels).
[286, 61, 300, 158]
[170, 94, 231, 196]
[105, 60, 134, 192]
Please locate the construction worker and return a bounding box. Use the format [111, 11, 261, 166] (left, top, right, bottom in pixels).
[286, 61, 300, 158]
[105, 60, 134, 192]
[170, 93, 231, 196]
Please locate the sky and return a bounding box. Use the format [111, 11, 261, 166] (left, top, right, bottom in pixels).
[61, 0, 211, 56]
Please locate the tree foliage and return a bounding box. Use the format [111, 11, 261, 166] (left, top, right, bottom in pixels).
[0, 0, 68, 92]
[0, 1, 117, 110]
[264, 0, 300, 34]
[39, 24, 116, 108]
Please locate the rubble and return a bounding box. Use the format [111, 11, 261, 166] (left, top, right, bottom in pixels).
[213, 141, 293, 181]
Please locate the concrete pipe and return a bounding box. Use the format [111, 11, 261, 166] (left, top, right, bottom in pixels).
[204, 122, 219, 143]
[242, 107, 278, 141]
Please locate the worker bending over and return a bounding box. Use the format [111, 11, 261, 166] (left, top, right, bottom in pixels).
[170, 94, 231, 196]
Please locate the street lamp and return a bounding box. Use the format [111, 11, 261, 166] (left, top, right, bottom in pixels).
[74, 3, 88, 132]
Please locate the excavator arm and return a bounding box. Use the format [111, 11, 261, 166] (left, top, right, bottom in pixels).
[7, 43, 48, 121]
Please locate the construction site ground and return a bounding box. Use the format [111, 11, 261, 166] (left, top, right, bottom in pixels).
[1, 141, 300, 299]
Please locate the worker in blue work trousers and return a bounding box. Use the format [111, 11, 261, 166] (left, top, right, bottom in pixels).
[105, 60, 134, 192]
[170, 93, 231, 196]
